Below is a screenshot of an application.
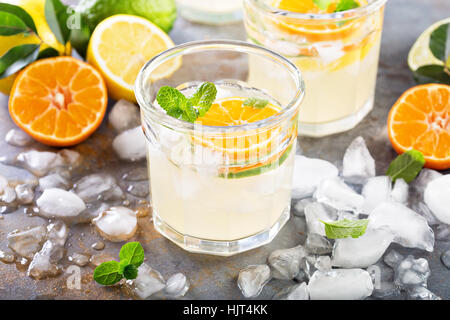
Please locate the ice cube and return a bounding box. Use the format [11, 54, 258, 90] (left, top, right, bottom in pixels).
[273, 282, 309, 300]
[126, 180, 149, 198]
[267, 245, 307, 280]
[440, 250, 450, 270]
[407, 286, 441, 300]
[383, 250, 404, 268]
[112, 126, 147, 161]
[292, 198, 314, 217]
[411, 168, 442, 194]
[237, 264, 271, 298]
[362, 176, 392, 214]
[92, 206, 137, 242]
[28, 221, 68, 279]
[342, 136, 376, 185]
[15, 184, 34, 204]
[314, 177, 364, 212]
[308, 269, 374, 300]
[0, 163, 38, 186]
[390, 178, 408, 205]
[16, 150, 65, 176]
[291, 156, 338, 199]
[7, 226, 46, 259]
[371, 282, 401, 299]
[435, 224, 450, 240]
[314, 256, 332, 272]
[332, 228, 394, 268]
[304, 233, 333, 255]
[304, 202, 337, 236]
[74, 174, 124, 202]
[131, 263, 166, 299]
[122, 167, 148, 181]
[394, 255, 430, 288]
[36, 188, 86, 219]
[58, 149, 82, 168]
[0, 175, 16, 205]
[108, 99, 141, 133]
[412, 202, 440, 226]
[5, 128, 32, 147]
[165, 273, 190, 298]
[0, 250, 15, 264]
[39, 173, 70, 190]
[368, 202, 434, 252]
[424, 175, 450, 225]
[300, 255, 318, 279]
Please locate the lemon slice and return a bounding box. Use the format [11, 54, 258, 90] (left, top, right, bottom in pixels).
[87, 14, 180, 102]
[408, 17, 450, 72]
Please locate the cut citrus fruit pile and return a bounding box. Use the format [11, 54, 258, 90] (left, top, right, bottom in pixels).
[9, 56, 107, 147]
[388, 84, 450, 170]
[87, 14, 179, 102]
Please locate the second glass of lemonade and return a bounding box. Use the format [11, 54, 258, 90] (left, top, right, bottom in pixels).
[135, 40, 304, 256]
[244, 0, 387, 136]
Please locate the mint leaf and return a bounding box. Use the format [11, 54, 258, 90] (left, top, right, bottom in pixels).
[313, 0, 333, 10]
[45, 0, 70, 45]
[188, 82, 217, 117]
[335, 0, 360, 12]
[429, 23, 449, 63]
[93, 261, 123, 286]
[386, 149, 425, 183]
[0, 11, 29, 36]
[0, 3, 37, 34]
[119, 242, 145, 268]
[0, 44, 40, 79]
[413, 64, 450, 85]
[321, 219, 369, 239]
[157, 85, 189, 114]
[122, 264, 138, 280]
[243, 97, 268, 109]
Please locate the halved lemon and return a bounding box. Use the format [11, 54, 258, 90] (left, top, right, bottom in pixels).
[87, 14, 179, 102]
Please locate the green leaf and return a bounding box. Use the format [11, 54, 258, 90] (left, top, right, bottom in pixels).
[181, 101, 199, 123]
[69, 14, 91, 58]
[0, 11, 28, 36]
[157, 86, 188, 113]
[122, 264, 138, 280]
[313, 0, 333, 10]
[335, 0, 360, 12]
[413, 64, 450, 85]
[320, 219, 369, 239]
[386, 149, 425, 183]
[45, 0, 70, 45]
[0, 44, 40, 79]
[0, 3, 37, 34]
[37, 47, 60, 59]
[429, 23, 449, 62]
[119, 242, 145, 268]
[93, 261, 123, 286]
[243, 97, 269, 109]
[188, 82, 217, 117]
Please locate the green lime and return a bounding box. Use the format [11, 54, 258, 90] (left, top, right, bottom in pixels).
[77, 0, 176, 33]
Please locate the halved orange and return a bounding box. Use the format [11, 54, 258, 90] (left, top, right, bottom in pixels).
[387, 84, 450, 170]
[9, 57, 107, 147]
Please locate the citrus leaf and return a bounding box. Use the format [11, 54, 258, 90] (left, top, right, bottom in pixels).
[413, 64, 450, 85]
[386, 149, 425, 183]
[429, 22, 449, 62]
[0, 11, 28, 36]
[93, 261, 123, 286]
[44, 0, 70, 45]
[0, 3, 37, 34]
[119, 242, 145, 268]
[320, 219, 369, 239]
[37, 47, 60, 59]
[69, 14, 91, 58]
[0, 44, 40, 79]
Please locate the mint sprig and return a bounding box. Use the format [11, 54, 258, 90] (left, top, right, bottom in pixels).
[93, 242, 145, 286]
[313, 0, 333, 10]
[243, 97, 268, 109]
[156, 82, 217, 123]
[386, 149, 425, 183]
[335, 0, 360, 12]
[320, 218, 369, 239]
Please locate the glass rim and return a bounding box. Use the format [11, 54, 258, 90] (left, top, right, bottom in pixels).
[245, 0, 387, 21]
[135, 39, 305, 133]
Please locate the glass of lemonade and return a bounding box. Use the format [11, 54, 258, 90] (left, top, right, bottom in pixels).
[135, 40, 304, 256]
[244, 0, 387, 137]
[176, 0, 244, 25]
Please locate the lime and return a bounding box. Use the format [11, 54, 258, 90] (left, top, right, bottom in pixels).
[77, 0, 177, 33]
[408, 17, 450, 71]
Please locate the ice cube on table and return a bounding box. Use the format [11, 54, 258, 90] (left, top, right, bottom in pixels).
[291, 156, 338, 199]
[39, 173, 70, 190]
[92, 206, 137, 242]
[273, 282, 309, 300]
[394, 255, 430, 288]
[108, 99, 141, 133]
[440, 250, 450, 269]
[16, 151, 65, 177]
[383, 249, 404, 268]
[308, 269, 374, 300]
[7, 226, 46, 259]
[314, 177, 364, 212]
[407, 286, 441, 300]
[112, 126, 147, 161]
[0, 175, 16, 205]
[36, 188, 86, 219]
[165, 273, 190, 298]
[237, 264, 271, 298]
[292, 198, 314, 217]
[122, 167, 148, 181]
[342, 136, 376, 185]
[424, 175, 450, 225]
[304, 233, 333, 255]
[0, 163, 38, 187]
[300, 255, 318, 279]
[304, 202, 337, 236]
[411, 168, 442, 194]
[412, 202, 440, 226]
[15, 184, 34, 204]
[131, 263, 166, 299]
[314, 256, 332, 272]
[362, 176, 392, 214]
[74, 174, 124, 203]
[267, 245, 307, 280]
[332, 228, 394, 268]
[5, 128, 32, 147]
[126, 180, 149, 198]
[368, 202, 434, 252]
[390, 178, 409, 205]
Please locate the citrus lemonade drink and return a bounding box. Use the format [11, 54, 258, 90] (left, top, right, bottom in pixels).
[136, 41, 304, 255]
[244, 0, 386, 136]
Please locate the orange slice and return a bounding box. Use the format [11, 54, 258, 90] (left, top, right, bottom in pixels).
[387, 84, 450, 170]
[9, 57, 107, 147]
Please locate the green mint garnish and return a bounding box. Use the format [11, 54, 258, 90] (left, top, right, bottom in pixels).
[243, 97, 268, 109]
[320, 218, 369, 239]
[335, 0, 360, 12]
[156, 82, 217, 123]
[386, 149, 425, 183]
[313, 0, 333, 10]
[93, 242, 145, 286]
